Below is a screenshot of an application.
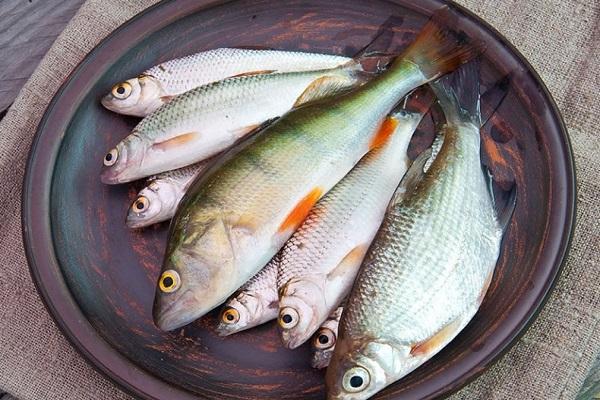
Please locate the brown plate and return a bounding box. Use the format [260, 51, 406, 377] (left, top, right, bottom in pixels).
[22, 0, 576, 399]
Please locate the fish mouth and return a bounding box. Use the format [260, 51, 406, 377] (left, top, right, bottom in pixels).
[153, 289, 202, 331]
[100, 94, 116, 111]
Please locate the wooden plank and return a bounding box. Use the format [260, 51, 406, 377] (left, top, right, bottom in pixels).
[0, 0, 85, 112]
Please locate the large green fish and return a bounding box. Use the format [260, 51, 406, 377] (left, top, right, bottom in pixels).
[152, 12, 481, 331]
[324, 63, 516, 399]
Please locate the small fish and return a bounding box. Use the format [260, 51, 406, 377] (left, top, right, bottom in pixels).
[152, 11, 480, 331]
[101, 63, 368, 184]
[276, 110, 424, 349]
[215, 257, 279, 336]
[311, 306, 343, 369]
[101, 48, 351, 117]
[325, 61, 516, 400]
[126, 160, 212, 229]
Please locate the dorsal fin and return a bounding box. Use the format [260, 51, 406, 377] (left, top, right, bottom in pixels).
[480, 73, 511, 127]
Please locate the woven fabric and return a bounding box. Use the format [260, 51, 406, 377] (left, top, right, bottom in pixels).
[0, 0, 597, 399]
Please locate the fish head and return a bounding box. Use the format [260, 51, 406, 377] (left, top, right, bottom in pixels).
[278, 277, 328, 349]
[100, 135, 146, 184]
[326, 337, 414, 400]
[101, 75, 166, 117]
[153, 213, 242, 331]
[215, 291, 271, 336]
[126, 180, 178, 228]
[311, 326, 338, 369]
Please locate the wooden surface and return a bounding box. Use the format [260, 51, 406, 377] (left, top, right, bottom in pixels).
[0, 0, 85, 113]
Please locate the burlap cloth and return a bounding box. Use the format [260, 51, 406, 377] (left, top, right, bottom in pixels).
[0, 0, 597, 399]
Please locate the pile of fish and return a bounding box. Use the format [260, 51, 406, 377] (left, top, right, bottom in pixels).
[100, 9, 515, 400]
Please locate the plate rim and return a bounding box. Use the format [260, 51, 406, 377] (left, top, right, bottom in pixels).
[21, 0, 577, 399]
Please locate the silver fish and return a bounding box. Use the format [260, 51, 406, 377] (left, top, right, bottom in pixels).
[276, 110, 424, 349]
[101, 48, 351, 117]
[215, 257, 279, 336]
[325, 63, 515, 399]
[126, 159, 214, 229]
[101, 63, 367, 184]
[311, 306, 344, 369]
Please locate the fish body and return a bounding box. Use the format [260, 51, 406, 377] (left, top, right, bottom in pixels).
[101, 63, 366, 184]
[325, 63, 509, 399]
[216, 257, 279, 336]
[276, 110, 423, 349]
[126, 159, 214, 228]
[312, 306, 344, 369]
[101, 48, 351, 117]
[152, 15, 481, 331]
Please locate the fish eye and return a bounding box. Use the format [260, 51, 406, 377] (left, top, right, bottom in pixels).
[111, 82, 132, 99]
[278, 307, 299, 329]
[133, 196, 149, 212]
[313, 328, 336, 350]
[221, 307, 240, 324]
[159, 270, 180, 293]
[103, 148, 118, 166]
[342, 366, 371, 393]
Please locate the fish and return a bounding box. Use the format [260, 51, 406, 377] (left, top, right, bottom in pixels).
[126, 159, 213, 229]
[276, 110, 424, 349]
[101, 48, 352, 117]
[152, 11, 481, 331]
[101, 62, 368, 184]
[311, 306, 344, 369]
[215, 256, 279, 336]
[325, 62, 517, 400]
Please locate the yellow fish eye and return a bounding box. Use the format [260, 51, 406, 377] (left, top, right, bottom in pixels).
[159, 270, 180, 293]
[278, 307, 299, 329]
[133, 196, 149, 212]
[313, 328, 336, 350]
[342, 366, 371, 393]
[221, 307, 240, 324]
[103, 148, 118, 166]
[111, 81, 132, 99]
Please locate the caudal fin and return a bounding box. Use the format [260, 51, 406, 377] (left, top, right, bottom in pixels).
[430, 60, 482, 125]
[400, 7, 484, 81]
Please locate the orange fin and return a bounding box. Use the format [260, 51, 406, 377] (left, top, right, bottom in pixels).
[293, 75, 351, 107]
[410, 317, 463, 357]
[229, 69, 276, 78]
[328, 245, 368, 280]
[369, 116, 399, 150]
[152, 132, 200, 151]
[278, 187, 323, 233]
[160, 95, 175, 103]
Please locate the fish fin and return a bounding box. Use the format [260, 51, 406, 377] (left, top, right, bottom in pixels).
[430, 61, 481, 125]
[482, 164, 517, 232]
[410, 317, 463, 357]
[480, 73, 512, 127]
[352, 15, 401, 59]
[230, 123, 264, 138]
[369, 116, 400, 150]
[160, 95, 175, 103]
[278, 187, 323, 233]
[327, 245, 369, 280]
[399, 7, 485, 81]
[152, 132, 200, 151]
[293, 75, 355, 107]
[229, 69, 276, 78]
[391, 148, 432, 206]
[478, 268, 495, 304]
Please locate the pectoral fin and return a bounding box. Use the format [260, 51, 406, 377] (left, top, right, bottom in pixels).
[229, 70, 276, 78]
[369, 116, 399, 150]
[278, 187, 323, 233]
[160, 95, 175, 103]
[390, 148, 432, 206]
[410, 317, 463, 357]
[327, 245, 368, 280]
[152, 132, 200, 151]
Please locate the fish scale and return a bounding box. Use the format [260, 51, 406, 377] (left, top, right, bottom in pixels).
[146, 48, 352, 95]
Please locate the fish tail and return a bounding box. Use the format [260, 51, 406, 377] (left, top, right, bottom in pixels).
[430, 60, 482, 126]
[398, 7, 485, 82]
